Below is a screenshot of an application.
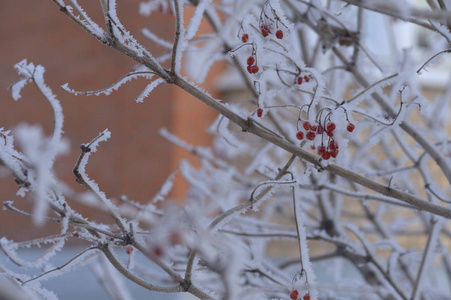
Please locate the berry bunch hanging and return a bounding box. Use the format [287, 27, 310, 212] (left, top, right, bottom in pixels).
[296, 112, 356, 160]
[297, 75, 310, 85]
[238, 1, 356, 163]
[258, 0, 288, 39]
[243, 44, 260, 74]
[246, 55, 259, 74]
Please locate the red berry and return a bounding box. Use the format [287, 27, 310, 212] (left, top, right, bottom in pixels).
[347, 123, 355, 132]
[296, 131, 304, 140]
[306, 131, 316, 140]
[311, 125, 317, 132]
[276, 30, 283, 39]
[242, 33, 249, 43]
[297, 77, 303, 85]
[247, 56, 255, 66]
[304, 75, 310, 82]
[247, 65, 259, 74]
[317, 124, 324, 134]
[317, 145, 326, 155]
[303, 294, 310, 300]
[329, 140, 338, 150]
[326, 122, 336, 132]
[322, 151, 331, 160]
[260, 24, 270, 36]
[290, 289, 299, 299]
[330, 149, 339, 158]
[257, 108, 263, 117]
[326, 130, 334, 137]
[125, 245, 134, 255]
[153, 246, 163, 257]
[303, 122, 311, 131]
[252, 65, 259, 73]
[310, 145, 316, 150]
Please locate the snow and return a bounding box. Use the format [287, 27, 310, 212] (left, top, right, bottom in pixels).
[66, 0, 106, 39]
[135, 78, 165, 102]
[10, 78, 29, 101]
[185, 0, 210, 41]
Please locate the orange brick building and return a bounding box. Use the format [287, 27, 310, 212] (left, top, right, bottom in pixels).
[0, 1, 217, 241]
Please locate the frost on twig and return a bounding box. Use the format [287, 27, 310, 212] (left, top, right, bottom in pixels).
[66, 0, 106, 39]
[6, 60, 69, 224]
[135, 78, 165, 103]
[73, 129, 127, 232]
[171, 0, 187, 75]
[20, 246, 99, 285]
[3, 0, 451, 299]
[61, 71, 155, 96]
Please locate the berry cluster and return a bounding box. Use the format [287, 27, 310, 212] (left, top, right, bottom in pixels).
[259, 23, 284, 39]
[258, 0, 287, 40]
[296, 120, 355, 160]
[297, 75, 310, 85]
[260, 24, 270, 37]
[246, 55, 259, 74]
[290, 290, 310, 300]
[239, 2, 289, 76]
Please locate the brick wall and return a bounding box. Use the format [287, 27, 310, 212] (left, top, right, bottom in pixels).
[0, 1, 217, 240]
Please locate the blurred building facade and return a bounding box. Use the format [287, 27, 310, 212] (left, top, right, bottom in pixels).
[0, 1, 217, 241]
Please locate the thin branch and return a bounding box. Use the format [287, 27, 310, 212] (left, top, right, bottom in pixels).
[3, 201, 61, 223]
[410, 218, 441, 300]
[171, 0, 184, 75]
[184, 155, 297, 284]
[347, 225, 408, 300]
[417, 49, 451, 74]
[100, 245, 186, 294]
[132, 242, 212, 298]
[73, 131, 127, 233]
[333, 46, 451, 189]
[4, 200, 121, 239]
[346, 73, 398, 103]
[21, 247, 98, 285]
[61, 71, 155, 96]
